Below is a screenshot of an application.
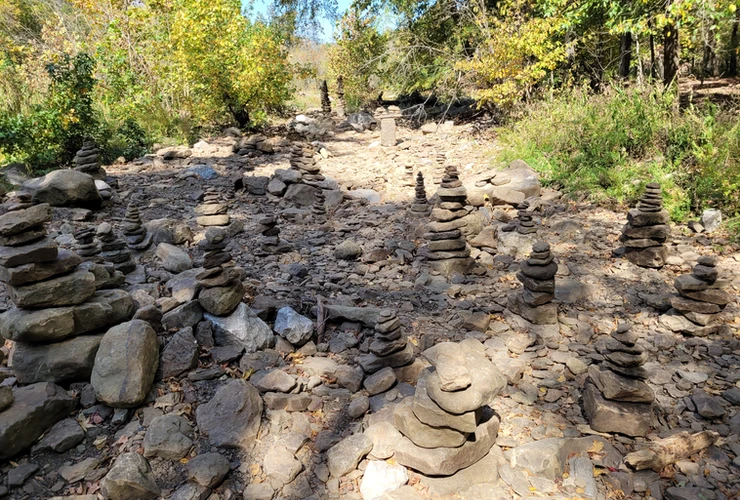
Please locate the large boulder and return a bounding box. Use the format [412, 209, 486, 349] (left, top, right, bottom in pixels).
[22, 169, 102, 207]
[12, 334, 103, 385]
[195, 379, 263, 450]
[0, 382, 77, 460]
[205, 302, 275, 353]
[464, 160, 541, 207]
[91, 320, 159, 408]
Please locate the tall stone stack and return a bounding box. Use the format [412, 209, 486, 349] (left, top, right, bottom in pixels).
[376, 107, 401, 147]
[311, 190, 327, 219]
[195, 188, 230, 227]
[290, 143, 322, 183]
[358, 310, 414, 374]
[435, 152, 446, 179]
[671, 256, 730, 326]
[73, 227, 101, 261]
[336, 76, 346, 118]
[320, 80, 331, 116]
[410, 172, 429, 213]
[121, 202, 152, 251]
[0, 203, 135, 385]
[74, 137, 106, 180]
[619, 182, 670, 268]
[97, 222, 136, 274]
[256, 215, 292, 255]
[423, 165, 474, 276]
[583, 323, 655, 437]
[196, 228, 244, 316]
[508, 241, 558, 325]
[392, 340, 506, 476]
[516, 201, 537, 234]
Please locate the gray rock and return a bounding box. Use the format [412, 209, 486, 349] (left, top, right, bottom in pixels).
[583, 382, 653, 436]
[33, 418, 85, 453]
[394, 398, 468, 448]
[0, 248, 79, 287]
[421, 447, 504, 497]
[336, 365, 364, 392]
[263, 392, 311, 411]
[0, 386, 13, 412]
[170, 482, 210, 500]
[347, 189, 381, 204]
[195, 379, 263, 449]
[412, 372, 479, 433]
[160, 327, 198, 379]
[335, 240, 363, 260]
[9, 269, 96, 309]
[205, 303, 275, 353]
[700, 209, 722, 233]
[100, 452, 160, 500]
[243, 482, 275, 500]
[156, 243, 192, 273]
[327, 433, 373, 477]
[325, 305, 382, 326]
[23, 169, 102, 207]
[366, 421, 401, 460]
[510, 436, 619, 480]
[145, 218, 194, 245]
[58, 456, 101, 483]
[284, 183, 318, 206]
[0, 203, 51, 236]
[143, 414, 192, 459]
[185, 452, 230, 488]
[267, 177, 287, 196]
[91, 320, 159, 408]
[348, 395, 370, 418]
[242, 175, 270, 195]
[665, 487, 717, 500]
[255, 370, 296, 393]
[8, 462, 39, 487]
[264, 445, 302, 484]
[274, 306, 314, 346]
[364, 367, 397, 395]
[692, 390, 726, 419]
[162, 300, 203, 331]
[12, 334, 102, 384]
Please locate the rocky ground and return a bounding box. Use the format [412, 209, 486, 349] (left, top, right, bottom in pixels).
[0, 115, 739, 500]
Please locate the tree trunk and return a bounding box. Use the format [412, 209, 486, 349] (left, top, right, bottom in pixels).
[619, 31, 633, 79]
[649, 29, 657, 79]
[664, 22, 680, 86]
[729, 9, 739, 76]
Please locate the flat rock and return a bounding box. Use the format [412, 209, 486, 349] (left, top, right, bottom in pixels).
[143, 414, 192, 459]
[583, 381, 653, 437]
[264, 445, 302, 484]
[256, 369, 296, 393]
[162, 300, 203, 331]
[195, 379, 263, 449]
[185, 452, 230, 488]
[0, 203, 51, 236]
[412, 371, 479, 433]
[12, 334, 102, 384]
[421, 447, 504, 497]
[327, 433, 373, 477]
[23, 170, 102, 207]
[9, 269, 95, 309]
[0, 248, 80, 286]
[32, 418, 85, 453]
[100, 452, 160, 500]
[510, 436, 619, 480]
[0, 236, 58, 268]
[423, 342, 471, 392]
[394, 398, 468, 448]
[364, 366, 397, 395]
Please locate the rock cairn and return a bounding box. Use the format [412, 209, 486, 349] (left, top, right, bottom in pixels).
[516, 201, 537, 234]
[74, 137, 106, 180]
[2, 191, 33, 212]
[671, 256, 729, 326]
[311, 190, 327, 219]
[320, 80, 331, 116]
[73, 227, 101, 260]
[290, 143, 322, 183]
[410, 172, 429, 213]
[195, 188, 230, 227]
[435, 152, 446, 178]
[508, 241, 558, 324]
[97, 222, 136, 274]
[197, 228, 244, 316]
[0, 203, 135, 386]
[376, 106, 401, 147]
[336, 76, 346, 117]
[423, 165, 473, 276]
[391, 340, 506, 476]
[358, 310, 414, 374]
[256, 215, 292, 255]
[122, 202, 152, 250]
[584, 323, 654, 437]
[620, 182, 670, 268]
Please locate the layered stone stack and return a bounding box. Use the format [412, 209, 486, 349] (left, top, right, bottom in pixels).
[336, 76, 346, 118]
[195, 188, 230, 227]
[290, 143, 322, 183]
[0, 203, 135, 385]
[376, 106, 401, 147]
[583, 323, 654, 437]
[671, 256, 730, 326]
[196, 228, 244, 316]
[73, 137, 106, 180]
[403, 161, 415, 187]
[122, 202, 152, 251]
[311, 190, 327, 219]
[435, 152, 446, 179]
[508, 241, 558, 325]
[2, 191, 32, 212]
[97, 222, 136, 274]
[516, 201, 537, 234]
[256, 215, 292, 255]
[358, 310, 414, 374]
[320, 80, 331, 116]
[619, 183, 670, 268]
[410, 172, 429, 213]
[423, 165, 473, 276]
[73, 227, 101, 260]
[392, 340, 506, 476]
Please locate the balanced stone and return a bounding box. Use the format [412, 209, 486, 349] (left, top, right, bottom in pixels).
[290, 142, 321, 180]
[196, 228, 244, 316]
[669, 257, 728, 328]
[97, 222, 136, 274]
[73, 137, 106, 180]
[196, 188, 230, 226]
[257, 215, 292, 255]
[411, 172, 429, 213]
[335, 76, 346, 117]
[358, 310, 414, 373]
[509, 241, 558, 324]
[122, 203, 152, 250]
[516, 201, 537, 234]
[620, 183, 669, 268]
[311, 190, 327, 217]
[73, 227, 101, 259]
[320, 80, 331, 115]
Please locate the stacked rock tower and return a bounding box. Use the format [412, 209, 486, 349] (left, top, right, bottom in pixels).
[391, 340, 506, 476]
[671, 256, 729, 326]
[196, 228, 244, 316]
[121, 202, 152, 251]
[74, 137, 106, 180]
[320, 80, 331, 116]
[516, 200, 537, 234]
[336, 76, 346, 117]
[256, 215, 292, 255]
[423, 165, 473, 276]
[620, 182, 670, 268]
[311, 190, 327, 219]
[97, 222, 136, 274]
[195, 188, 230, 227]
[290, 143, 322, 182]
[583, 323, 655, 436]
[73, 227, 101, 261]
[358, 310, 414, 374]
[0, 203, 135, 385]
[508, 241, 558, 324]
[410, 172, 429, 213]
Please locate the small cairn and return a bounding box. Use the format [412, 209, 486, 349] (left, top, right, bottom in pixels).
[311, 190, 327, 219]
[73, 137, 106, 180]
[290, 142, 322, 183]
[358, 310, 414, 374]
[410, 172, 429, 213]
[195, 188, 230, 227]
[73, 227, 101, 260]
[423, 165, 473, 276]
[196, 228, 244, 316]
[435, 152, 446, 179]
[256, 215, 292, 255]
[670, 256, 730, 326]
[584, 323, 655, 437]
[1, 191, 33, 213]
[516, 201, 537, 234]
[97, 222, 136, 274]
[402, 160, 415, 186]
[121, 202, 152, 251]
[336, 76, 346, 118]
[0, 203, 134, 386]
[320, 80, 331, 116]
[508, 241, 558, 324]
[391, 340, 506, 476]
[619, 182, 670, 268]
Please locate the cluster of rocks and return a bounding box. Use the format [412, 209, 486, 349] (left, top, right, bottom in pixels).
[0, 203, 135, 387]
[392, 340, 506, 476]
[424, 165, 473, 276]
[195, 188, 230, 226]
[121, 202, 152, 250]
[290, 143, 322, 183]
[73, 137, 106, 180]
[196, 228, 245, 316]
[670, 256, 730, 327]
[320, 80, 331, 115]
[256, 215, 292, 255]
[508, 241, 558, 325]
[98, 222, 136, 274]
[584, 323, 655, 436]
[620, 182, 670, 268]
[358, 310, 414, 374]
[410, 172, 429, 213]
[233, 134, 274, 156]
